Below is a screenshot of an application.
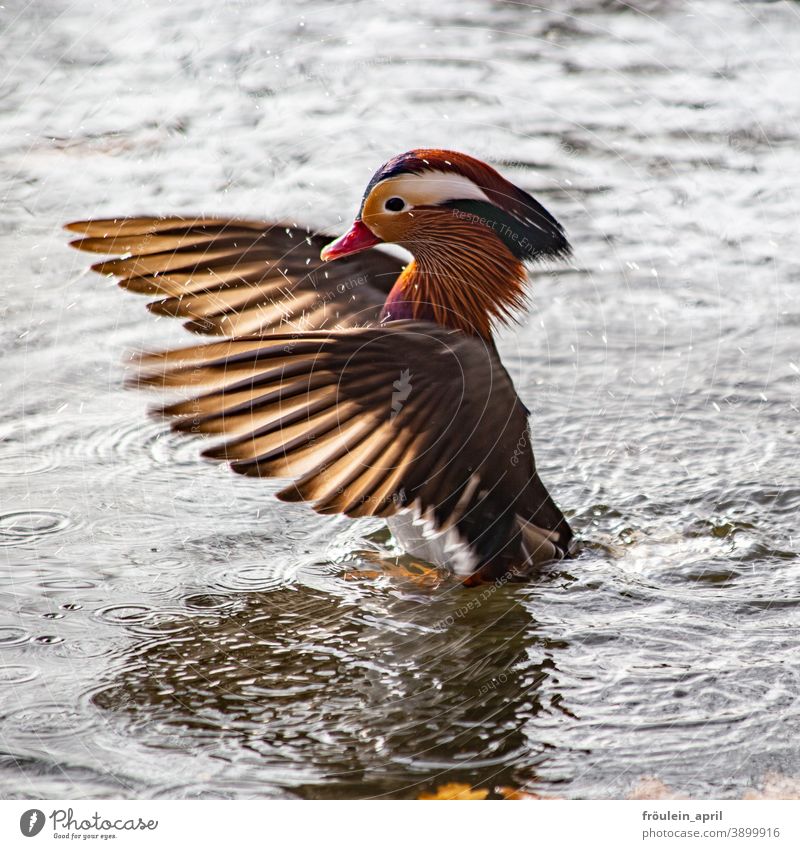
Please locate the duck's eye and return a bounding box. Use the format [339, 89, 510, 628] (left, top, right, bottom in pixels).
[385, 197, 405, 212]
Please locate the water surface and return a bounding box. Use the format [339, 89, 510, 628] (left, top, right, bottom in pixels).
[1, 0, 799, 799]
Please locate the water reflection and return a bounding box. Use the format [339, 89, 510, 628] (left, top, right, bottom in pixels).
[93, 578, 570, 797]
[2, 0, 800, 799]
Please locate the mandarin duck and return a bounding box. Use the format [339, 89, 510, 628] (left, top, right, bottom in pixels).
[66, 149, 574, 584]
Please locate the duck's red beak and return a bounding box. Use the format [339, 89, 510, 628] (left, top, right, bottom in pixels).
[320, 220, 382, 261]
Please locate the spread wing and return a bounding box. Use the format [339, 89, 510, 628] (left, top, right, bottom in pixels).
[66, 216, 404, 334]
[134, 321, 568, 571]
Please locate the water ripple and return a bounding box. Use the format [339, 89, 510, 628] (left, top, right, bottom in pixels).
[1, 702, 97, 741]
[0, 665, 39, 684]
[0, 627, 30, 647]
[0, 453, 57, 476]
[2, 0, 800, 802]
[0, 511, 72, 546]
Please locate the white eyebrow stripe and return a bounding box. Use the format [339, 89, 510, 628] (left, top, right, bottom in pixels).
[379, 171, 492, 207]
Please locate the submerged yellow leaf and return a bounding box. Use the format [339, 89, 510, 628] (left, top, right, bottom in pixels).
[419, 783, 557, 800]
[419, 783, 490, 800]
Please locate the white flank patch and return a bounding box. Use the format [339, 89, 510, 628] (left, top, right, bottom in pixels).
[387, 507, 479, 577]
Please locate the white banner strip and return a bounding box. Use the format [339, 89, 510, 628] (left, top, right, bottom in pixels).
[1, 799, 798, 849]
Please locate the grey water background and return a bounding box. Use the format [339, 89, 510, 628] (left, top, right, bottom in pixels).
[1, 0, 799, 799]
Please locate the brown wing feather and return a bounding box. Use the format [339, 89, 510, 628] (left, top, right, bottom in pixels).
[132, 321, 571, 572]
[67, 216, 573, 577]
[67, 216, 404, 334]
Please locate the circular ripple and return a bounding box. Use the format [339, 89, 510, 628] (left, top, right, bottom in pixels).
[152, 780, 291, 800]
[49, 638, 122, 659]
[128, 611, 200, 636]
[88, 513, 180, 543]
[135, 583, 181, 601]
[95, 604, 152, 624]
[1, 702, 95, 740]
[59, 419, 160, 466]
[61, 419, 204, 488]
[0, 511, 71, 545]
[0, 452, 57, 476]
[40, 578, 97, 591]
[184, 593, 236, 611]
[0, 665, 39, 684]
[212, 564, 290, 592]
[147, 430, 208, 468]
[151, 557, 186, 571]
[0, 626, 30, 646]
[0, 564, 59, 585]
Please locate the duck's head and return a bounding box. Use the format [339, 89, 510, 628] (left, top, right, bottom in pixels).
[321, 149, 571, 338]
